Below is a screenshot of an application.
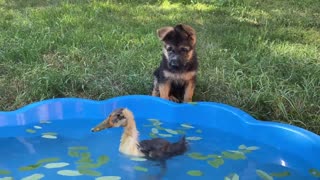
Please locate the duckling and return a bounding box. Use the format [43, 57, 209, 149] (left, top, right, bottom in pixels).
[91, 108, 188, 160]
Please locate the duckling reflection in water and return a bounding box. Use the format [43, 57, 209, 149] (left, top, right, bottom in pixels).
[91, 108, 188, 161]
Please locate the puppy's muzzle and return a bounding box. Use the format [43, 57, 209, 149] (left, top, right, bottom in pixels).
[168, 55, 181, 69]
[169, 60, 179, 68]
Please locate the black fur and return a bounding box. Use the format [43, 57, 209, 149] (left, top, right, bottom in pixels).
[138, 136, 188, 161]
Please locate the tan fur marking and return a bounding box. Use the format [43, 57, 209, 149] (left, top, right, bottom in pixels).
[159, 81, 171, 100]
[186, 50, 194, 61]
[162, 47, 169, 59]
[163, 70, 196, 81]
[184, 81, 195, 102]
[157, 26, 174, 40]
[152, 78, 159, 96]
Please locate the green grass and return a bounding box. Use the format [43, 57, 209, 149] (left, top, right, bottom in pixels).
[0, 0, 319, 133]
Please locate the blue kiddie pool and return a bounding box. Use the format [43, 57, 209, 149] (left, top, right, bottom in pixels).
[0, 95, 319, 179]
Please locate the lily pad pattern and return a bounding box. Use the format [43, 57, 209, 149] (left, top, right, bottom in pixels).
[187, 170, 203, 176]
[1, 116, 316, 179]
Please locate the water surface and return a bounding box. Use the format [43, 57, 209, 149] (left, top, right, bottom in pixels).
[0, 117, 318, 179]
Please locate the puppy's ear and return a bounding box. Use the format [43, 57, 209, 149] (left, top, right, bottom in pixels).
[157, 26, 174, 41]
[175, 24, 196, 46]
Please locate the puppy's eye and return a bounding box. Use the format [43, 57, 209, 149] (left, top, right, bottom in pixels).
[180, 47, 189, 52]
[167, 46, 173, 52]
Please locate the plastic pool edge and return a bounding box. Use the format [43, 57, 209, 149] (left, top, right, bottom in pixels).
[0, 95, 320, 171]
[1, 95, 318, 138]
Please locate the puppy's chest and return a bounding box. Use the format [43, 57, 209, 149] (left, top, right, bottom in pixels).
[163, 70, 196, 83]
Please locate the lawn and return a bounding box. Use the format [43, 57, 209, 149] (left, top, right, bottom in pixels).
[0, 0, 319, 133]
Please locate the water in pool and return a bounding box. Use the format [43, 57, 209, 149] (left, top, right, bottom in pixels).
[0, 117, 319, 180]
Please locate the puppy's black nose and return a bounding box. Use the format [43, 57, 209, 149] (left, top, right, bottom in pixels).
[169, 60, 179, 67]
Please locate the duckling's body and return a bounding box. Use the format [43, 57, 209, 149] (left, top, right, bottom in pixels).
[91, 108, 188, 160]
[139, 136, 187, 160]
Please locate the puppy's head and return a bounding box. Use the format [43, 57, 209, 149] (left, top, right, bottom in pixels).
[157, 24, 196, 70]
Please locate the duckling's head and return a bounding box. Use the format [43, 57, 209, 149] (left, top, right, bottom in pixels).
[91, 108, 134, 132]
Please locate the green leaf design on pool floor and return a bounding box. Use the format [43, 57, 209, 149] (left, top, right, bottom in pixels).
[186, 136, 202, 141]
[224, 173, 239, 180]
[154, 125, 165, 130]
[26, 129, 36, 133]
[187, 170, 203, 176]
[68, 150, 80, 157]
[269, 171, 290, 177]
[246, 146, 259, 151]
[34, 126, 42, 129]
[256, 169, 273, 180]
[130, 157, 147, 161]
[133, 166, 148, 172]
[148, 119, 161, 123]
[77, 162, 99, 169]
[148, 119, 163, 126]
[42, 132, 57, 136]
[78, 152, 93, 163]
[44, 162, 70, 169]
[207, 154, 221, 158]
[41, 134, 57, 139]
[57, 170, 82, 176]
[97, 155, 109, 165]
[164, 128, 178, 135]
[78, 169, 102, 176]
[239, 149, 252, 153]
[40, 120, 51, 124]
[195, 129, 202, 133]
[188, 152, 209, 160]
[309, 168, 320, 177]
[208, 158, 224, 168]
[153, 122, 163, 126]
[68, 146, 89, 151]
[149, 133, 158, 138]
[0, 169, 10, 175]
[95, 176, 121, 180]
[19, 163, 42, 171]
[0, 177, 13, 180]
[21, 173, 44, 180]
[76, 155, 109, 169]
[151, 128, 159, 134]
[238, 144, 247, 150]
[222, 151, 246, 160]
[175, 130, 186, 134]
[41, 135, 57, 139]
[158, 133, 173, 137]
[37, 157, 60, 164]
[19, 157, 61, 171]
[238, 145, 259, 153]
[180, 124, 194, 129]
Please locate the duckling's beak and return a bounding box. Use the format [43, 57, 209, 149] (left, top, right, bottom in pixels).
[91, 118, 112, 132]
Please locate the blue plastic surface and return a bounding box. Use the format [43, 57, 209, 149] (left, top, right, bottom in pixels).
[0, 95, 320, 170]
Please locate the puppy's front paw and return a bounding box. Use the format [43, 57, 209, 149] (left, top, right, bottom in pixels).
[169, 96, 181, 103]
[183, 98, 193, 103]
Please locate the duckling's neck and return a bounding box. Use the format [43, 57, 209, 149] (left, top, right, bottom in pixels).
[119, 109, 144, 157]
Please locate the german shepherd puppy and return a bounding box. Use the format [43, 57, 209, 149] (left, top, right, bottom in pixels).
[152, 24, 198, 103]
